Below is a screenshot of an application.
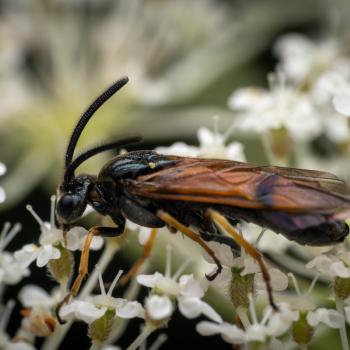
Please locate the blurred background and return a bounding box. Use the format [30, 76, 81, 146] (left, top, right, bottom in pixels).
[1, 0, 350, 349]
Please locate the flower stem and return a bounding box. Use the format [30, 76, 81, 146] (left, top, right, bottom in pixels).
[126, 325, 156, 350]
[41, 243, 119, 350]
[335, 298, 349, 350]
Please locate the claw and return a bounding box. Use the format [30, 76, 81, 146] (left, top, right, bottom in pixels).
[55, 293, 72, 325]
[205, 265, 222, 281]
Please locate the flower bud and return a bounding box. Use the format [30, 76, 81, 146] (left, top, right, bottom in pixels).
[292, 312, 314, 345]
[268, 127, 293, 164]
[333, 276, 350, 300]
[88, 308, 116, 343]
[229, 268, 255, 308]
[47, 243, 74, 287]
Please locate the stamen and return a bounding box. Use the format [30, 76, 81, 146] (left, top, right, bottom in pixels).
[172, 259, 192, 280]
[26, 205, 48, 233]
[306, 272, 320, 296]
[0, 222, 11, 244]
[236, 306, 251, 329]
[248, 293, 258, 325]
[288, 272, 302, 297]
[96, 265, 106, 296]
[213, 115, 220, 144]
[107, 270, 124, 297]
[0, 223, 21, 250]
[223, 121, 237, 142]
[0, 299, 15, 332]
[261, 306, 273, 326]
[165, 245, 172, 278]
[50, 195, 56, 229]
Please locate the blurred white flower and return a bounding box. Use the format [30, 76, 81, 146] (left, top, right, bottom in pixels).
[19, 285, 60, 311]
[274, 34, 348, 85]
[60, 269, 144, 324]
[228, 72, 322, 141]
[138, 245, 221, 323]
[316, 71, 350, 116]
[0, 300, 36, 350]
[157, 125, 246, 161]
[15, 196, 103, 268]
[18, 285, 60, 337]
[0, 223, 29, 285]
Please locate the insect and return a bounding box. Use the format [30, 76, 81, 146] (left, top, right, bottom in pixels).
[56, 77, 350, 311]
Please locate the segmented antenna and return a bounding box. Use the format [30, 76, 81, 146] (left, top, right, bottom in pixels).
[64, 77, 129, 170]
[63, 136, 142, 184]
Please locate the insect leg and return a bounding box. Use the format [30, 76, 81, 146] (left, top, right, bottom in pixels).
[206, 209, 278, 311]
[118, 228, 158, 286]
[157, 210, 222, 281]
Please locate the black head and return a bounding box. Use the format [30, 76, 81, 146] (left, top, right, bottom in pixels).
[56, 77, 141, 225]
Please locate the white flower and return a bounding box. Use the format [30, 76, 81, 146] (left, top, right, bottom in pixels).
[203, 241, 288, 295]
[307, 308, 344, 328]
[156, 125, 246, 161]
[59, 269, 144, 324]
[306, 246, 350, 279]
[0, 223, 29, 285]
[274, 34, 344, 84]
[18, 285, 61, 337]
[197, 298, 297, 346]
[19, 285, 60, 311]
[14, 196, 103, 268]
[317, 71, 350, 116]
[228, 72, 322, 141]
[0, 161, 6, 203]
[137, 245, 222, 323]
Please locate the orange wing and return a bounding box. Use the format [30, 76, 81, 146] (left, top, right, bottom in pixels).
[126, 157, 350, 214]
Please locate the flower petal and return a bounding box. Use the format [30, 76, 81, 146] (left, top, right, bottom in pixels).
[19, 285, 53, 308]
[116, 301, 144, 319]
[137, 272, 162, 288]
[178, 296, 222, 323]
[196, 321, 244, 344]
[145, 295, 173, 321]
[36, 245, 60, 267]
[179, 275, 205, 298]
[307, 308, 344, 328]
[333, 93, 350, 116]
[14, 244, 38, 268]
[59, 300, 106, 324]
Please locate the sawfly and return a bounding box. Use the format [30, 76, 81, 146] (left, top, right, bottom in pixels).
[55, 77, 350, 311]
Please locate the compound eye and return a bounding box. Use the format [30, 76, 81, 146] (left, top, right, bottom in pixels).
[56, 194, 84, 223]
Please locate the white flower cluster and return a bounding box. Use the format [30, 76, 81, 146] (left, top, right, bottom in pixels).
[2, 30, 350, 350]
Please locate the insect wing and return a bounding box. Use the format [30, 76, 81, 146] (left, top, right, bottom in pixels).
[127, 157, 350, 214]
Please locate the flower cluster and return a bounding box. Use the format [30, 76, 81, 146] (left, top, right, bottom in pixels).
[3, 18, 350, 350]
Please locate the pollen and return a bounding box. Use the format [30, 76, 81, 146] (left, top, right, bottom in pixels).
[148, 162, 156, 169]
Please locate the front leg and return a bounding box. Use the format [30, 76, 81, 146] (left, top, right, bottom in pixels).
[56, 225, 125, 323]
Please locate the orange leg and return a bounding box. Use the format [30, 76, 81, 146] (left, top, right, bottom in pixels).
[157, 210, 222, 280]
[207, 209, 277, 311]
[119, 228, 158, 286]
